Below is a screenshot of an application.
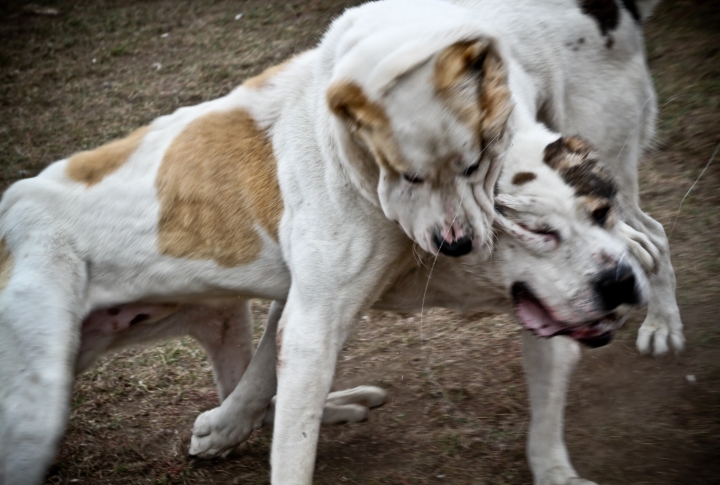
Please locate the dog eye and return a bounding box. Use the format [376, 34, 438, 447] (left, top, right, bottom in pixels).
[592, 206, 610, 226]
[533, 227, 560, 241]
[519, 223, 561, 245]
[530, 226, 560, 244]
[403, 173, 424, 184]
[463, 162, 480, 177]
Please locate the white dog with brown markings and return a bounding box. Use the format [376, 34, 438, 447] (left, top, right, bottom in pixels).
[0, 0, 679, 484]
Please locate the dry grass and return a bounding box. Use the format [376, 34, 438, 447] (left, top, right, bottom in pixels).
[0, 0, 718, 484]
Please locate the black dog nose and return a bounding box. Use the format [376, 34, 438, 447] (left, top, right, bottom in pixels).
[594, 264, 639, 311]
[432, 233, 473, 257]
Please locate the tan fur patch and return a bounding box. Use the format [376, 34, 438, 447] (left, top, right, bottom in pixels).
[243, 59, 292, 89]
[327, 81, 410, 175]
[66, 127, 149, 186]
[434, 40, 487, 90]
[327, 81, 390, 129]
[511, 171, 537, 185]
[156, 109, 282, 267]
[433, 38, 513, 158]
[0, 238, 14, 292]
[434, 39, 488, 127]
[478, 49, 513, 143]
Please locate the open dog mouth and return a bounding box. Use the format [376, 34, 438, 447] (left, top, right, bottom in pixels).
[511, 283, 619, 348]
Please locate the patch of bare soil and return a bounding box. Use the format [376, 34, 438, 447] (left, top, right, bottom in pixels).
[0, 0, 718, 484]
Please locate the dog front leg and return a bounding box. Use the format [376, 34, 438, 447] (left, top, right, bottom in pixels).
[521, 331, 597, 485]
[630, 212, 684, 355]
[609, 133, 684, 355]
[271, 286, 363, 484]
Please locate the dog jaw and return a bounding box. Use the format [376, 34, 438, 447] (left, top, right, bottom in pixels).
[512, 282, 621, 348]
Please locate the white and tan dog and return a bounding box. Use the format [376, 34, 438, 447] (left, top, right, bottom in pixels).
[0, 4, 513, 483]
[0, 0, 678, 484]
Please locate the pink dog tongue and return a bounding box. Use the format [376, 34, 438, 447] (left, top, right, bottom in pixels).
[514, 296, 566, 337]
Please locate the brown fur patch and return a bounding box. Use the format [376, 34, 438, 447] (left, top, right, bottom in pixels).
[327, 81, 409, 175]
[544, 137, 617, 199]
[511, 171, 537, 185]
[243, 59, 292, 89]
[434, 39, 489, 120]
[0, 238, 13, 292]
[66, 127, 149, 186]
[327, 81, 390, 129]
[433, 38, 513, 161]
[156, 109, 282, 267]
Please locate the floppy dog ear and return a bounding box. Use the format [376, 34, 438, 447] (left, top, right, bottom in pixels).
[433, 38, 491, 91]
[327, 81, 388, 129]
[434, 38, 513, 149]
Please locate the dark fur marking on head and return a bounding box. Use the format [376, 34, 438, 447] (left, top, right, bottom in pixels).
[561, 161, 617, 198]
[580, 0, 619, 36]
[512, 172, 537, 185]
[543, 138, 568, 170]
[543, 137, 617, 199]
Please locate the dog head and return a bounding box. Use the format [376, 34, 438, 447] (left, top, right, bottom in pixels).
[491, 130, 653, 347]
[327, 37, 512, 257]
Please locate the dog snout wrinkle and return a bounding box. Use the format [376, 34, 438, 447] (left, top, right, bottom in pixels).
[594, 264, 638, 311]
[432, 232, 473, 257]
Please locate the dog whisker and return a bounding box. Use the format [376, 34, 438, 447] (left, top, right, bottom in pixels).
[669, 142, 720, 239]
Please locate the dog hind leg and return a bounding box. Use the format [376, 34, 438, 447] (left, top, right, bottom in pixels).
[189, 300, 284, 458]
[0, 241, 86, 485]
[188, 300, 254, 402]
[522, 331, 598, 485]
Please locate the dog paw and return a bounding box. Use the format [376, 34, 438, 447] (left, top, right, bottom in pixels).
[321, 403, 369, 424]
[326, 385, 388, 409]
[616, 221, 659, 273]
[636, 315, 685, 355]
[189, 406, 260, 459]
[320, 386, 387, 424]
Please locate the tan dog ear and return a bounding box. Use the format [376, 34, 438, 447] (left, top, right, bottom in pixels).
[434, 38, 512, 148]
[326, 81, 389, 129]
[434, 38, 492, 91]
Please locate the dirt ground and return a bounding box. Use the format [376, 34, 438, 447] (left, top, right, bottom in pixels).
[0, 0, 718, 484]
